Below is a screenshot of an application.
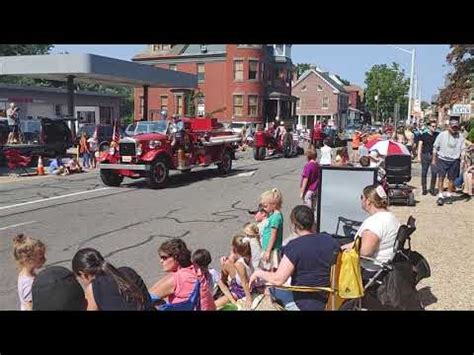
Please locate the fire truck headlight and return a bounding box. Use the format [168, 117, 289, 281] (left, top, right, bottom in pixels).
[108, 147, 115, 155]
[136, 144, 142, 156]
[149, 140, 162, 149]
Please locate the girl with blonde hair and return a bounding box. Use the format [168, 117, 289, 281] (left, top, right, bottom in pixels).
[259, 188, 284, 271]
[215, 235, 254, 309]
[12, 234, 46, 310]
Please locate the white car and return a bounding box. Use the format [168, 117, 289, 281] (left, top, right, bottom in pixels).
[230, 122, 256, 136]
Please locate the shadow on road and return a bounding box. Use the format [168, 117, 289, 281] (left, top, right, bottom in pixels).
[121, 167, 259, 189]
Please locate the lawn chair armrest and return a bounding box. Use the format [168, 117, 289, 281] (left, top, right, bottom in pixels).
[270, 284, 334, 294]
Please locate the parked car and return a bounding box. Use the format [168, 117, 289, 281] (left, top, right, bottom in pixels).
[230, 122, 256, 136]
[20, 119, 41, 144]
[0, 119, 9, 146]
[1, 118, 74, 164]
[76, 124, 114, 152]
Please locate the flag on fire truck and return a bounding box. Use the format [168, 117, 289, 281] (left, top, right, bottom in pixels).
[112, 118, 120, 144]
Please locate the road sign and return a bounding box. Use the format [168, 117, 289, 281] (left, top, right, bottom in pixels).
[451, 104, 471, 115]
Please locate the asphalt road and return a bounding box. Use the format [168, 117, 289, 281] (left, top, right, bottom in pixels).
[0, 149, 307, 310]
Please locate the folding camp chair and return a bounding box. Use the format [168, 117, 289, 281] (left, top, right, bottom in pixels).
[150, 280, 201, 311]
[269, 250, 344, 311]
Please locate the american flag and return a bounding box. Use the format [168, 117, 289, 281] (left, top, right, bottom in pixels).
[112, 118, 120, 143]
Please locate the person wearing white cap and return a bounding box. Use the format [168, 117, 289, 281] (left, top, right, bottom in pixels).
[432, 117, 471, 205]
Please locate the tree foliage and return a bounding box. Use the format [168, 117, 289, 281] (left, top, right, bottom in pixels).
[438, 44, 474, 107]
[295, 63, 312, 78]
[0, 45, 133, 119]
[364, 62, 410, 121]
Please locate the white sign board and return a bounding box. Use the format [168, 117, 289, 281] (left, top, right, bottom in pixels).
[197, 104, 205, 116]
[452, 104, 471, 115]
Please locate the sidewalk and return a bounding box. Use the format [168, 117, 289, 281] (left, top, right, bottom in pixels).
[390, 176, 473, 310]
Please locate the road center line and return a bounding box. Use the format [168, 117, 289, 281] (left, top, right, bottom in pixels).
[0, 188, 111, 211]
[0, 220, 37, 231]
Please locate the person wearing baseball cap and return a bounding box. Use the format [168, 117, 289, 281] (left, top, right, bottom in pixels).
[32, 266, 86, 310]
[432, 116, 471, 205]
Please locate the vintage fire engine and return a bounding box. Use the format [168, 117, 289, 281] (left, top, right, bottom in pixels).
[253, 128, 301, 160]
[98, 117, 241, 188]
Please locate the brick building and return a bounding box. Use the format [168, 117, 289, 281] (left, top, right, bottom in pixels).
[132, 45, 297, 126]
[292, 67, 349, 129]
[344, 84, 365, 124]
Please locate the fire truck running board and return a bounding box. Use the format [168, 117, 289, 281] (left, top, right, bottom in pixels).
[98, 163, 150, 171]
[176, 163, 214, 171]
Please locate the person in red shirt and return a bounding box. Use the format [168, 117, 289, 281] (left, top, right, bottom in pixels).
[312, 121, 324, 148]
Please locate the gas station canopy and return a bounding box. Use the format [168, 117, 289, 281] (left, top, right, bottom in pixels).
[0, 53, 197, 88]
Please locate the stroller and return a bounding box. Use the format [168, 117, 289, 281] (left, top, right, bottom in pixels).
[382, 154, 415, 206]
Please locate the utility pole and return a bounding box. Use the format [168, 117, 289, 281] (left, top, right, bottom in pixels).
[387, 45, 416, 125]
[407, 49, 416, 125]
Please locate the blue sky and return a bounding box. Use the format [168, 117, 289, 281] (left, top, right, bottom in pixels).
[52, 44, 450, 102]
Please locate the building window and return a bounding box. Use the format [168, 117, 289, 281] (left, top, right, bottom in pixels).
[197, 63, 205, 83]
[169, 64, 177, 71]
[160, 96, 168, 111]
[248, 60, 258, 80]
[248, 95, 258, 116]
[139, 96, 144, 115]
[301, 85, 307, 92]
[317, 85, 323, 91]
[234, 60, 244, 81]
[176, 95, 184, 115]
[100, 106, 114, 125]
[261, 62, 265, 81]
[275, 68, 284, 81]
[296, 98, 301, 109]
[233, 95, 243, 116]
[152, 44, 171, 52]
[322, 96, 329, 109]
[274, 44, 284, 55]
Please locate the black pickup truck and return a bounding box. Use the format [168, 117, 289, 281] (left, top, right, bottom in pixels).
[0, 118, 74, 166]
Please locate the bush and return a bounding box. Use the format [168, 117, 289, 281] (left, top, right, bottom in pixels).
[468, 127, 474, 143]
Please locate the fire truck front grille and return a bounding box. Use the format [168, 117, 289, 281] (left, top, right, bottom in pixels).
[119, 142, 136, 156]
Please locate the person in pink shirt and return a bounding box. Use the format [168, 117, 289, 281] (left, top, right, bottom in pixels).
[300, 147, 321, 210]
[149, 239, 215, 311]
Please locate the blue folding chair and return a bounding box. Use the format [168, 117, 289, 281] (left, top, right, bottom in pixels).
[150, 280, 201, 311]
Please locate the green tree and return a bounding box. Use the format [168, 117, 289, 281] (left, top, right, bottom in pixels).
[0, 44, 53, 56]
[295, 63, 312, 78]
[438, 44, 474, 107]
[364, 63, 410, 122]
[76, 83, 133, 121]
[0, 45, 54, 86]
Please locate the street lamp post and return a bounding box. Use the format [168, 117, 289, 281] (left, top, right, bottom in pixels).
[388, 45, 416, 125]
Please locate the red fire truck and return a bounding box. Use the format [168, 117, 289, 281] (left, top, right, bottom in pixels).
[98, 117, 241, 188]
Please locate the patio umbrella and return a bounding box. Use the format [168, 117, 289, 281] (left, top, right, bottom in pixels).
[367, 139, 410, 156]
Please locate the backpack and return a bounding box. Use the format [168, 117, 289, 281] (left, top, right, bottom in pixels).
[376, 260, 423, 310]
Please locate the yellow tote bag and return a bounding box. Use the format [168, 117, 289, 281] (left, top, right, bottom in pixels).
[338, 238, 364, 299]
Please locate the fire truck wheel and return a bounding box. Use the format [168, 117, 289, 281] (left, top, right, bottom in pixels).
[148, 156, 169, 188]
[217, 151, 232, 175]
[100, 170, 124, 187]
